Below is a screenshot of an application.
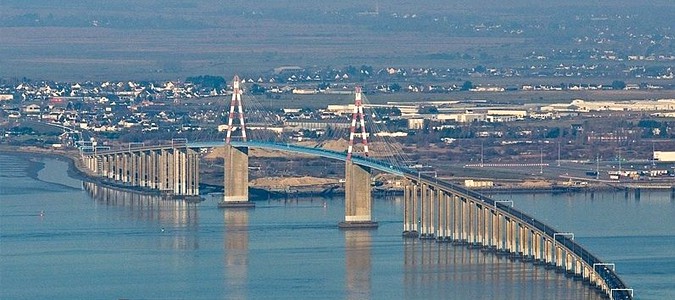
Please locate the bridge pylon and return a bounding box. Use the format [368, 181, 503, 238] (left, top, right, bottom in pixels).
[339, 86, 377, 229]
[225, 75, 247, 144]
[219, 75, 254, 208]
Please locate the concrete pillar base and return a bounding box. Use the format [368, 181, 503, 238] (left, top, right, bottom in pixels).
[338, 221, 378, 230]
[218, 201, 255, 208]
[481, 246, 498, 253]
[402, 230, 419, 238]
[521, 255, 535, 262]
[495, 249, 511, 256]
[419, 234, 436, 240]
[172, 195, 203, 203]
[467, 243, 482, 249]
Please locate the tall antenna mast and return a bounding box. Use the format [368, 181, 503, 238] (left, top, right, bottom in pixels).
[557, 141, 561, 166]
[540, 146, 543, 174]
[225, 75, 247, 144]
[596, 154, 600, 180]
[480, 141, 484, 167]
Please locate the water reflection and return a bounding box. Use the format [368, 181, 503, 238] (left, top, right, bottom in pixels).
[224, 209, 249, 299]
[344, 230, 372, 300]
[83, 181, 199, 250]
[403, 239, 605, 299]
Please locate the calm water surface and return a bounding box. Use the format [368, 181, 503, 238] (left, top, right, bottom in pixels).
[1, 154, 672, 299]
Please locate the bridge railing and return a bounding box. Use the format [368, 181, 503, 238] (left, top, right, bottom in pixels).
[413, 172, 631, 298]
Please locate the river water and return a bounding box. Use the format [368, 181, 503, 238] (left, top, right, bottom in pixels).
[1, 153, 672, 299]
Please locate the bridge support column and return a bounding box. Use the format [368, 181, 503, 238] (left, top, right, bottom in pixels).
[437, 191, 448, 241]
[130, 151, 139, 186]
[419, 183, 427, 237]
[219, 145, 253, 208]
[565, 252, 573, 274]
[504, 217, 511, 253]
[158, 148, 173, 192]
[532, 232, 540, 262]
[113, 153, 121, 181]
[113, 154, 120, 181]
[138, 151, 146, 187]
[555, 246, 564, 270]
[491, 211, 499, 250]
[147, 151, 156, 189]
[480, 205, 489, 247]
[420, 184, 435, 238]
[468, 200, 476, 245]
[123, 152, 130, 184]
[443, 192, 452, 241]
[518, 223, 526, 258]
[187, 148, 200, 196]
[403, 181, 419, 237]
[429, 187, 436, 239]
[545, 238, 554, 266]
[85, 156, 96, 174]
[575, 258, 583, 278]
[173, 148, 182, 194]
[339, 161, 377, 229]
[453, 195, 464, 244]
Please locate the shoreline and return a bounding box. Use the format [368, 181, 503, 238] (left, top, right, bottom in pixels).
[1, 145, 672, 200]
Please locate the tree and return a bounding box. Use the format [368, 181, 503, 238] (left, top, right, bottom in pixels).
[461, 81, 474, 91]
[389, 83, 401, 92]
[545, 127, 561, 138]
[250, 83, 266, 95]
[418, 106, 439, 114]
[611, 80, 626, 90]
[317, 82, 330, 90]
[185, 75, 226, 89]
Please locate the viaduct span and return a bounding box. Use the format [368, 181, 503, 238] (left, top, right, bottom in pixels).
[81, 77, 632, 300]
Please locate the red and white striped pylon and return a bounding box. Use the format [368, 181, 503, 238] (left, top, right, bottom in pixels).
[346, 86, 369, 160]
[225, 75, 247, 144]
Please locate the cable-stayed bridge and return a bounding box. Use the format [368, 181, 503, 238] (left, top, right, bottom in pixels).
[80, 76, 632, 300]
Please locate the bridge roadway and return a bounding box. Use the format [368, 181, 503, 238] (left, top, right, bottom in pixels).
[86, 140, 632, 299]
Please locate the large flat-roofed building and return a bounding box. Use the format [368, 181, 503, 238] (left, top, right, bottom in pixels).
[284, 120, 350, 129]
[487, 110, 528, 118]
[542, 99, 675, 112]
[436, 113, 486, 123]
[654, 151, 675, 162]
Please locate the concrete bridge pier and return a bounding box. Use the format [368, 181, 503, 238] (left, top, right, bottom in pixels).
[493, 211, 501, 250]
[455, 196, 467, 245]
[402, 182, 418, 237]
[438, 191, 451, 242]
[518, 224, 528, 259]
[493, 211, 503, 252]
[466, 199, 475, 245]
[339, 161, 377, 229]
[419, 184, 435, 239]
[219, 145, 254, 208]
[479, 204, 490, 248]
[84, 156, 98, 174]
[532, 232, 542, 263]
